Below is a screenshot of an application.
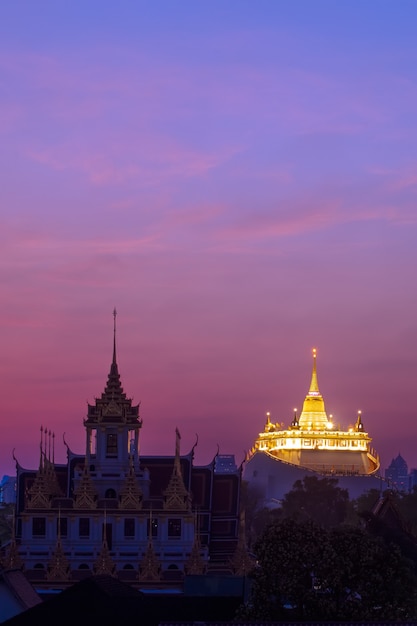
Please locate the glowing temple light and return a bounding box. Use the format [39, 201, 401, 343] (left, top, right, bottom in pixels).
[248, 349, 380, 476]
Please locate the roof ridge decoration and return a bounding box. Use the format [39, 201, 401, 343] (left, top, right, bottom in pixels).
[163, 428, 191, 511]
[26, 426, 57, 509]
[119, 455, 143, 509]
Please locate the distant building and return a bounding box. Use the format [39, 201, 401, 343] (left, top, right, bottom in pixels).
[6, 312, 242, 592]
[0, 475, 16, 504]
[244, 349, 384, 503]
[385, 453, 409, 491]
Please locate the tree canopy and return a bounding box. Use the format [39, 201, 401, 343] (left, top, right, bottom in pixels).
[241, 518, 417, 621]
[280, 475, 350, 527]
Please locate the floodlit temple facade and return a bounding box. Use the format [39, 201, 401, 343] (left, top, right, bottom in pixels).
[3, 313, 243, 591]
[244, 349, 383, 503]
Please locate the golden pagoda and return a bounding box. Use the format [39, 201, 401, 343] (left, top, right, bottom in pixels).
[248, 349, 379, 476]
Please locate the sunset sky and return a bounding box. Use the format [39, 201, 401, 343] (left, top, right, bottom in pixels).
[1, 1, 417, 478]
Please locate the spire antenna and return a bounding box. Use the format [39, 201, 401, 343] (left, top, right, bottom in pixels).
[309, 347, 320, 394]
[113, 308, 117, 365]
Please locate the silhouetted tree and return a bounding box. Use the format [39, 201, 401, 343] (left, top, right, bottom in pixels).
[280, 475, 349, 528]
[240, 481, 281, 549]
[240, 518, 328, 621]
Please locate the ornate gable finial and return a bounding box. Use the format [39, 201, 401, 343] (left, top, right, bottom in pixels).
[229, 508, 256, 576]
[73, 459, 97, 509]
[47, 509, 71, 581]
[44, 430, 63, 498]
[120, 455, 143, 509]
[184, 511, 206, 575]
[138, 510, 161, 582]
[2, 509, 23, 570]
[26, 426, 52, 509]
[163, 428, 191, 511]
[93, 517, 117, 577]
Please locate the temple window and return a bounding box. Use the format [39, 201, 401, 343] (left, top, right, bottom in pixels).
[106, 433, 118, 456]
[32, 517, 46, 537]
[124, 518, 135, 538]
[147, 518, 158, 538]
[79, 518, 90, 538]
[57, 517, 68, 538]
[168, 518, 182, 538]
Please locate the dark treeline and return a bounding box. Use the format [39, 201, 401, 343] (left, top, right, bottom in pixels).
[238, 476, 417, 621]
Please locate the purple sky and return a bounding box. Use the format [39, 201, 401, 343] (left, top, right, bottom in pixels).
[1, 1, 417, 478]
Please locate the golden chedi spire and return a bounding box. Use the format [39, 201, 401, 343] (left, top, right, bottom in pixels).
[298, 348, 329, 431]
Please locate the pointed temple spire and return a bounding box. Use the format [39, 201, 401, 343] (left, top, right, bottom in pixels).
[163, 429, 191, 510]
[113, 307, 117, 365]
[356, 409, 364, 431]
[298, 348, 329, 430]
[85, 309, 141, 425]
[309, 348, 320, 394]
[103, 307, 125, 401]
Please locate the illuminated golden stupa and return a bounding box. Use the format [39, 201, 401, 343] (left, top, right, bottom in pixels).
[248, 349, 379, 476]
